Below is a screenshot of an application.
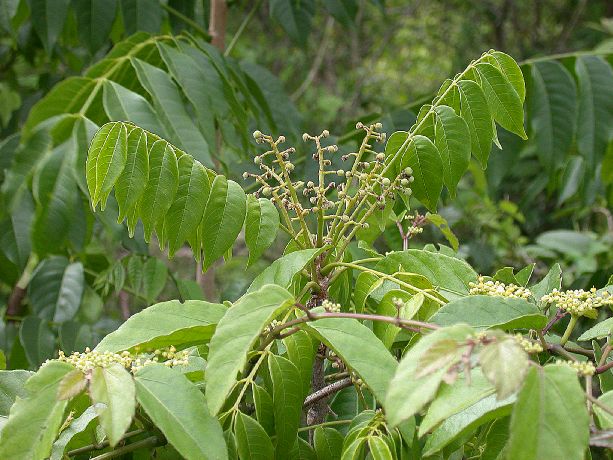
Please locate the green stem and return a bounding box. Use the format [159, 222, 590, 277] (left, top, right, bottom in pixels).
[90, 436, 161, 460]
[225, 0, 262, 56]
[560, 315, 578, 346]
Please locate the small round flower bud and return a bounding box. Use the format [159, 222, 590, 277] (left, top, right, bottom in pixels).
[376, 153, 385, 162]
[252, 130, 262, 139]
[278, 135, 286, 143]
[404, 167, 413, 175]
[382, 178, 391, 186]
[375, 122, 383, 129]
[307, 181, 315, 188]
[302, 133, 310, 142]
[254, 156, 262, 165]
[242, 172, 249, 179]
[262, 187, 272, 196]
[401, 178, 409, 186]
[356, 122, 364, 129]
[322, 130, 330, 137]
[327, 145, 338, 153]
[336, 169, 344, 176]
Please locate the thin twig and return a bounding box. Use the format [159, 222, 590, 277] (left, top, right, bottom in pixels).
[587, 394, 613, 418]
[68, 430, 145, 457]
[90, 436, 161, 460]
[225, 0, 263, 56]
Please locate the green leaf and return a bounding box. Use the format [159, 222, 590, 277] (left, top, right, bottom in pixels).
[456, 79, 494, 167]
[378, 249, 477, 301]
[29, 0, 70, 53]
[479, 338, 529, 399]
[102, 81, 166, 138]
[593, 390, 613, 428]
[577, 317, 613, 341]
[90, 363, 135, 447]
[235, 412, 274, 460]
[0, 361, 73, 460]
[245, 196, 280, 267]
[95, 299, 227, 352]
[314, 426, 344, 460]
[28, 256, 84, 323]
[201, 176, 246, 270]
[341, 437, 365, 459]
[137, 140, 179, 241]
[0, 370, 32, 415]
[269, 354, 302, 457]
[19, 316, 55, 367]
[252, 384, 275, 435]
[530, 263, 562, 300]
[269, 0, 314, 47]
[135, 364, 227, 460]
[507, 364, 589, 460]
[419, 372, 495, 436]
[114, 127, 149, 225]
[73, 0, 117, 54]
[132, 58, 212, 166]
[433, 105, 471, 197]
[385, 324, 474, 426]
[425, 213, 459, 251]
[206, 285, 294, 415]
[474, 63, 527, 139]
[368, 436, 393, 460]
[248, 248, 323, 293]
[121, 0, 162, 34]
[283, 330, 315, 399]
[431, 296, 547, 330]
[141, 257, 168, 303]
[57, 369, 86, 400]
[50, 404, 99, 460]
[375, 290, 422, 349]
[529, 61, 577, 172]
[165, 155, 210, 257]
[485, 51, 526, 102]
[399, 135, 443, 211]
[86, 122, 128, 211]
[0, 0, 19, 34]
[302, 317, 397, 403]
[575, 56, 613, 171]
[422, 393, 515, 456]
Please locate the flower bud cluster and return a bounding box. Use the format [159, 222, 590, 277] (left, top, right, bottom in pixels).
[557, 359, 596, 377]
[469, 276, 532, 299]
[540, 288, 612, 317]
[514, 334, 543, 354]
[322, 299, 341, 313]
[53, 346, 189, 374]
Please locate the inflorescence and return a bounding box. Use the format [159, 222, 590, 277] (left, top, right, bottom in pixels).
[469, 276, 532, 300]
[52, 346, 190, 374]
[541, 288, 612, 317]
[557, 359, 596, 377]
[244, 123, 413, 249]
[514, 333, 543, 354]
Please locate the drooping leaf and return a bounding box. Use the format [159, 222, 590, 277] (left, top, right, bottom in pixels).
[506, 364, 589, 460]
[50, 404, 100, 460]
[474, 63, 527, 139]
[57, 369, 86, 400]
[385, 324, 474, 426]
[485, 51, 526, 102]
[269, 354, 302, 457]
[206, 285, 294, 415]
[269, 0, 314, 47]
[368, 436, 394, 460]
[201, 176, 246, 270]
[19, 316, 56, 367]
[121, 0, 162, 34]
[302, 317, 397, 403]
[575, 56, 613, 172]
[132, 58, 212, 166]
[398, 135, 443, 211]
[235, 412, 274, 460]
[135, 364, 227, 460]
[29, 0, 70, 53]
[28, 256, 84, 323]
[529, 61, 577, 172]
[245, 196, 280, 266]
[456, 79, 494, 167]
[95, 299, 226, 352]
[431, 296, 547, 331]
[73, 0, 118, 54]
[577, 317, 613, 341]
[90, 363, 136, 447]
[252, 384, 275, 435]
[0, 361, 73, 460]
[283, 330, 315, 399]
[86, 122, 128, 210]
[114, 127, 149, 225]
[137, 139, 179, 241]
[433, 105, 471, 197]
